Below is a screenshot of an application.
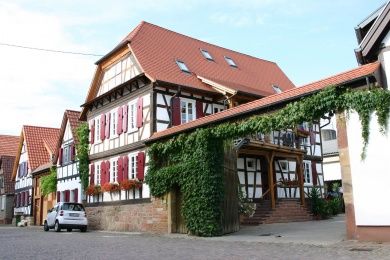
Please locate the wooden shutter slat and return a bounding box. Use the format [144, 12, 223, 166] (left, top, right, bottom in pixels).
[196, 100, 204, 119]
[171, 97, 181, 126]
[90, 164, 95, 185]
[117, 107, 123, 135]
[310, 132, 316, 145]
[74, 189, 78, 203]
[136, 152, 145, 181]
[71, 143, 76, 161]
[123, 105, 129, 133]
[25, 191, 29, 206]
[123, 155, 129, 180]
[100, 114, 106, 141]
[117, 157, 123, 182]
[106, 161, 111, 183]
[90, 120, 95, 144]
[100, 161, 106, 185]
[137, 97, 143, 128]
[105, 112, 111, 139]
[57, 191, 61, 202]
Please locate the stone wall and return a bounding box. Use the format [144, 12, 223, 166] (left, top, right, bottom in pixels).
[85, 197, 168, 233]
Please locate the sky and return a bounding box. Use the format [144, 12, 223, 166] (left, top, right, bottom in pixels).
[0, 0, 386, 135]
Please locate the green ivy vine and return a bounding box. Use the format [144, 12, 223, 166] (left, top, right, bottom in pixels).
[41, 166, 57, 196]
[146, 86, 390, 237]
[76, 122, 90, 191]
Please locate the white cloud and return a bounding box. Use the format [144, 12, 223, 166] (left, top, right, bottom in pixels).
[0, 3, 95, 135]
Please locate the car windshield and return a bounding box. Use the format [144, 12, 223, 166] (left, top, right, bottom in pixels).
[61, 203, 85, 212]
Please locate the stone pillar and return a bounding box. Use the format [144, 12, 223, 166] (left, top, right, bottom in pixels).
[336, 112, 356, 239]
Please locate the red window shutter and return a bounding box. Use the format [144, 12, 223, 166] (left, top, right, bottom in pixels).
[311, 161, 318, 185]
[136, 152, 145, 181]
[90, 120, 95, 144]
[123, 105, 129, 133]
[117, 157, 123, 182]
[123, 155, 129, 180]
[71, 143, 76, 161]
[106, 161, 111, 183]
[90, 164, 95, 185]
[137, 97, 144, 128]
[171, 97, 181, 126]
[105, 113, 111, 139]
[65, 190, 70, 202]
[100, 114, 106, 141]
[74, 189, 78, 203]
[25, 191, 29, 205]
[59, 148, 63, 166]
[117, 107, 123, 135]
[196, 100, 204, 119]
[21, 192, 25, 207]
[57, 191, 60, 202]
[100, 161, 106, 184]
[310, 132, 316, 145]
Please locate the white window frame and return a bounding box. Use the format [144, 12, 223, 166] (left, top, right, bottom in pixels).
[224, 56, 237, 67]
[180, 98, 195, 124]
[129, 153, 137, 179]
[96, 164, 101, 185]
[128, 100, 138, 133]
[111, 110, 117, 138]
[303, 161, 311, 184]
[111, 159, 118, 183]
[95, 117, 101, 144]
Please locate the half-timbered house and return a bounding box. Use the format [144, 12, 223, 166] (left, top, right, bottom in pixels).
[81, 21, 302, 232]
[54, 110, 84, 203]
[0, 135, 19, 224]
[11, 126, 59, 226]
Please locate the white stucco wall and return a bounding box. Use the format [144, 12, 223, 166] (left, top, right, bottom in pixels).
[346, 111, 390, 226]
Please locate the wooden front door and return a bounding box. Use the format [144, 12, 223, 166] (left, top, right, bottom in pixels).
[34, 198, 41, 225]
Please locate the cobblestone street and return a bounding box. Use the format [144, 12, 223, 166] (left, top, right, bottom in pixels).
[0, 225, 389, 260]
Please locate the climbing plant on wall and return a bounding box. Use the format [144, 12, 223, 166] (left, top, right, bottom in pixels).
[41, 167, 57, 196]
[146, 86, 390, 236]
[76, 122, 90, 191]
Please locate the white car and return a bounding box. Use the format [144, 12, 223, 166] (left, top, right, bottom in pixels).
[44, 202, 88, 232]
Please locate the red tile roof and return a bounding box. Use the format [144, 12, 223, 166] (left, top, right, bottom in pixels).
[92, 21, 295, 100]
[0, 135, 19, 157]
[148, 61, 380, 142]
[23, 126, 60, 171]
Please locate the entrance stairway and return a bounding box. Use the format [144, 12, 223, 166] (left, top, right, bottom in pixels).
[241, 199, 313, 225]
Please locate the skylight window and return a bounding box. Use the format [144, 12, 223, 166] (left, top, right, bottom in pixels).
[224, 56, 237, 67]
[176, 60, 190, 73]
[272, 85, 282, 94]
[200, 49, 214, 61]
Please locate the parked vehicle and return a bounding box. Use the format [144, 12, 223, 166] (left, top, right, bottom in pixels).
[44, 202, 87, 232]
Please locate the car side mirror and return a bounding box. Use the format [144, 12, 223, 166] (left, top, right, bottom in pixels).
[47, 209, 52, 213]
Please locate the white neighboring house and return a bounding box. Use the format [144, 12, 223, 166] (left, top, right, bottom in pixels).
[55, 110, 84, 203]
[320, 117, 341, 186]
[11, 126, 60, 226]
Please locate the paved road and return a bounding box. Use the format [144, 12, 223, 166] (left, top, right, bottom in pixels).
[0, 226, 389, 260]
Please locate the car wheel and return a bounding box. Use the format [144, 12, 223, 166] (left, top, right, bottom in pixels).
[80, 226, 87, 232]
[54, 221, 61, 232]
[43, 221, 49, 232]
[67, 228, 72, 232]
